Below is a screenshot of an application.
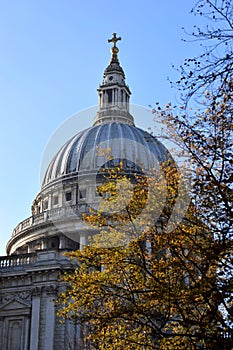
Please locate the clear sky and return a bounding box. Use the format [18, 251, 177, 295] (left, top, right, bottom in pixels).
[0, 0, 204, 255]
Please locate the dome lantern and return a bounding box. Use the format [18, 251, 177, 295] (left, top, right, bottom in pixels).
[93, 33, 134, 126]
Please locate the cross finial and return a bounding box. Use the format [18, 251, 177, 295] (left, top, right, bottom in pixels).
[108, 33, 121, 48]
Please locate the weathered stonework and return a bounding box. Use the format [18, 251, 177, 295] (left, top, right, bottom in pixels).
[0, 250, 76, 350]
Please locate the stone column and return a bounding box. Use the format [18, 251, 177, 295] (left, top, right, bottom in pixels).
[24, 317, 30, 350]
[123, 91, 125, 108]
[44, 286, 56, 350]
[73, 186, 77, 206]
[48, 193, 52, 210]
[59, 234, 66, 249]
[41, 238, 47, 250]
[104, 90, 107, 106]
[29, 287, 41, 350]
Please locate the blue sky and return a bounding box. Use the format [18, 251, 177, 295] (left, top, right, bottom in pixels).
[0, 0, 204, 255]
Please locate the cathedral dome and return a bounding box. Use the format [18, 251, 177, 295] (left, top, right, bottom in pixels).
[7, 33, 177, 256]
[42, 33, 174, 189]
[42, 122, 173, 189]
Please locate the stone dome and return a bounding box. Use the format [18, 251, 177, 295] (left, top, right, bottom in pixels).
[42, 122, 173, 190]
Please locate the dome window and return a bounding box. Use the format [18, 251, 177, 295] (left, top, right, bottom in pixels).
[53, 195, 59, 205]
[65, 191, 72, 201]
[50, 237, 59, 249]
[43, 200, 48, 210]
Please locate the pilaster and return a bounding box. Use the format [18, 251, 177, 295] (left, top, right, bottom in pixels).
[29, 287, 41, 350]
[44, 285, 56, 350]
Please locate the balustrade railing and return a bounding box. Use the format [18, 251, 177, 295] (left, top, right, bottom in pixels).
[0, 253, 37, 269]
[33, 212, 45, 225]
[11, 203, 94, 238]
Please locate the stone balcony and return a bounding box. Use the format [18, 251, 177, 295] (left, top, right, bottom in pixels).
[0, 253, 37, 270]
[6, 203, 93, 255]
[11, 204, 89, 238]
[0, 250, 73, 275]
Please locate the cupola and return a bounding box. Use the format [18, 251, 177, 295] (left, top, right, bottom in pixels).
[93, 33, 134, 126]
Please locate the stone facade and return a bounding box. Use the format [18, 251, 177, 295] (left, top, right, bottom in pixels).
[0, 250, 80, 350]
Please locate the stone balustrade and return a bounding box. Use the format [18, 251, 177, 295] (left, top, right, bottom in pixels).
[0, 253, 37, 269]
[11, 204, 89, 238]
[0, 250, 74, 274]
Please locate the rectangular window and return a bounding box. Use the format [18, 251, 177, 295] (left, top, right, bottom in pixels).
[43, 200, 48, 210]
[65, 192, 72, 201]
[53, 195, 58, 205]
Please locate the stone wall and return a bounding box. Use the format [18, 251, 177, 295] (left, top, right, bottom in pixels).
[0, 250, 79, 350]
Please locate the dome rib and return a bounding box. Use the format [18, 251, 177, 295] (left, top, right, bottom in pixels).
[42, 122, 174, 190]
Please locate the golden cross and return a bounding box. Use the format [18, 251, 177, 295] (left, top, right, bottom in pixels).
[108, 33, 121, 47]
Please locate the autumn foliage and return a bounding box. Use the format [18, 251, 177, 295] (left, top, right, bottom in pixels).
[57, 1, 233, 348]
[57, 142, 232, 349]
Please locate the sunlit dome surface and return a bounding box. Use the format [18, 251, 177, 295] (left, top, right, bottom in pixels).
[42, 122, 173, 188]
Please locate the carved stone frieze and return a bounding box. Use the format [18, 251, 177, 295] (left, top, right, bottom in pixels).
[0, 294, 12, 305]
[17, 291, 31, 301]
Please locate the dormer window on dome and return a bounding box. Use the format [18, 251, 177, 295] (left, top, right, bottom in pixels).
[93, 33, 134, 126]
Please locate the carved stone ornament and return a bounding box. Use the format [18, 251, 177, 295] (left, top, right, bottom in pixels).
[0, 294, 12, 305]
[17, 291, 31, 301]
[32, 286, 42, 296]
[45, 285, 57, 296]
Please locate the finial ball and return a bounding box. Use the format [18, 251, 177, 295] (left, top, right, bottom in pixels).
[111, 46, 119, 54]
